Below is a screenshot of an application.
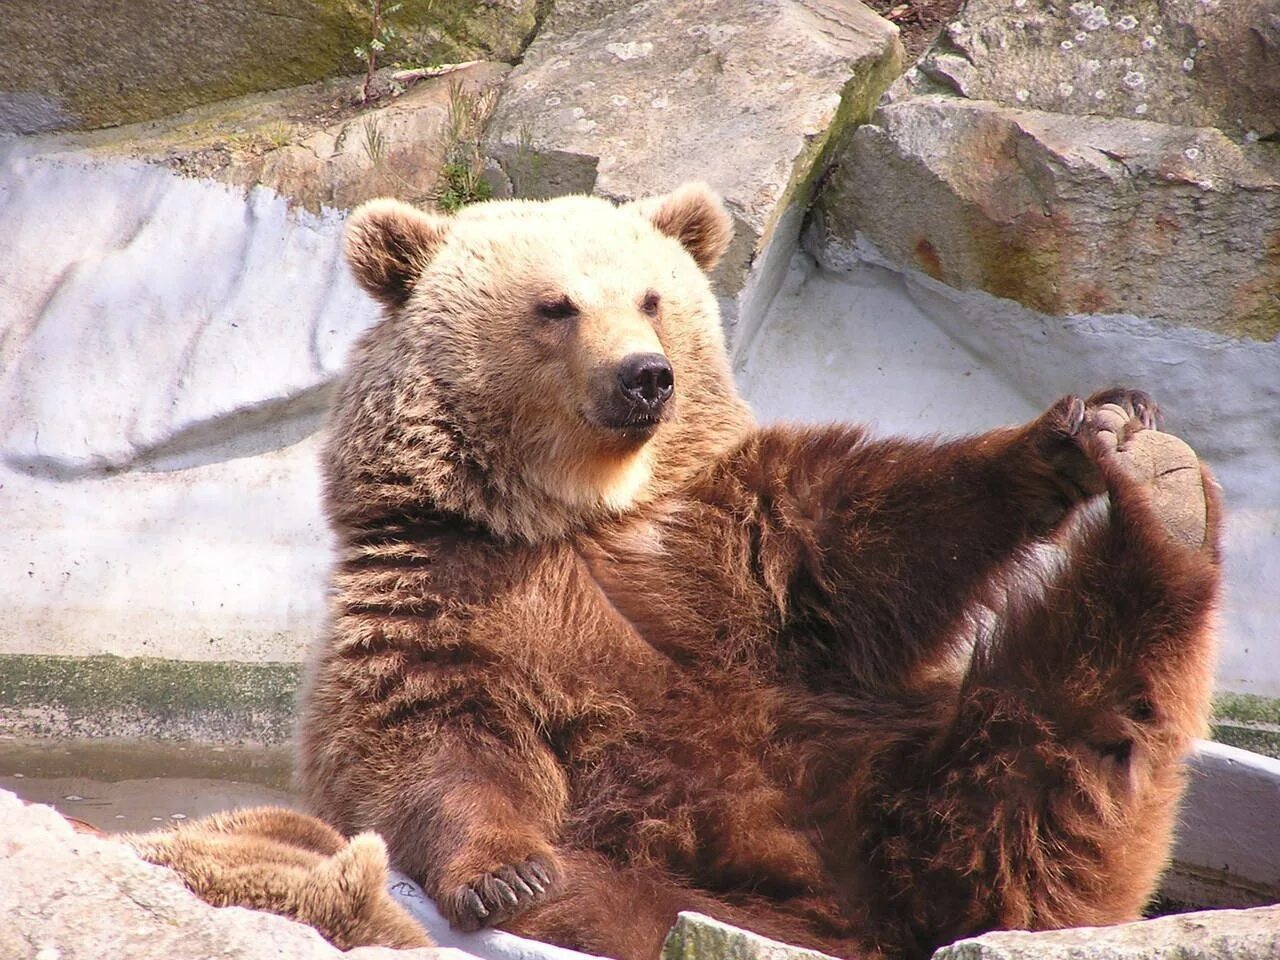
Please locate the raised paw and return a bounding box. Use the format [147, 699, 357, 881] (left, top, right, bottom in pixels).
[1028, 387, 1171, 525]
[1069, 392, 1210, 550]
[1084, 387, 1160, 432]
[1104, 428, 1210, 551]
[440, 856, 559, 932]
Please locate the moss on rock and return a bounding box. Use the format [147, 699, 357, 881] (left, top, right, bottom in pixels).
[0, 0, 536, 134]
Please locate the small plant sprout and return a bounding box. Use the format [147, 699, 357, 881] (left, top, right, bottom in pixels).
[355, 0, 404, 103]
[436, 81, 498, 212]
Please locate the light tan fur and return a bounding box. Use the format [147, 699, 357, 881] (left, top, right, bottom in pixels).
[333, 183, 753, 543]
[127, 806, 432, 951]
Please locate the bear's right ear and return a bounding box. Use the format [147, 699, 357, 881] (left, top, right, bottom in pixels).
[634, 182, 734, 273]
[344, 199, 451, 309]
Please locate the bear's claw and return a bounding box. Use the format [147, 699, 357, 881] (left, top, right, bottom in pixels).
[445, 856, 558, 931]
[1084, 387, 1159, 431]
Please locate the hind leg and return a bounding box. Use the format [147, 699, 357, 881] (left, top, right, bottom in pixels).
[873, 406, 1222, 956]
[507, 850, 864, 960]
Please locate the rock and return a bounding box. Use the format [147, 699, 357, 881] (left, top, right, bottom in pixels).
[661, 911, 840, 960]
[482, 0, 903, 334]
[13, 62, 509, 215]
[818, 94, 1280, 339]
[914, 0, 1280, 140]
[932, 905, 1280, 960]
[0, 789, 457, 960]
[0, 0, 537, 134]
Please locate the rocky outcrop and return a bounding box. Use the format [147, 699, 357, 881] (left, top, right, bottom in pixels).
[482, 0, 903, 331]
[817, 0, 1280, 340]
[0, 789, 452, 960]
[0, 0, 537, 134]
[932, 906, 1280, 960]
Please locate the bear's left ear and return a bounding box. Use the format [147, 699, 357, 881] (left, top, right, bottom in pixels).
[345, 198, 451, 309]
[634, 182, 734, 273]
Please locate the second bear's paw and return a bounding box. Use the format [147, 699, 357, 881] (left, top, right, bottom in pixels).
[440, 855, 560, 932]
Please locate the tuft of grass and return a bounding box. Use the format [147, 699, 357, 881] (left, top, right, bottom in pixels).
[361, 116, 387, 165]
[507, 120, 546, 198]
[434, 79, 496, 211]
[437, 161, 492, 212]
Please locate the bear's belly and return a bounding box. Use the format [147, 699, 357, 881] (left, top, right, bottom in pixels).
[555, 671, 833, 899]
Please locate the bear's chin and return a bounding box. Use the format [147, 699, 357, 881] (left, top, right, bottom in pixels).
[531, 433, 658, 521]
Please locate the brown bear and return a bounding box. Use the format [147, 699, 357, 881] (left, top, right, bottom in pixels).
[297, 184, 1222, 960]
[127, 807, 432, 950]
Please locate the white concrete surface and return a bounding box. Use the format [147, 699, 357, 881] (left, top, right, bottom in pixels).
[389, 871, 610, 960]
[0, 152, 377, 662]
[735, 249, 1280, 697]
[1168, 740, 1280, 908]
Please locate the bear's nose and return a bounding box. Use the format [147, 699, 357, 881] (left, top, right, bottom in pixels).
[617, 353, 674, 409]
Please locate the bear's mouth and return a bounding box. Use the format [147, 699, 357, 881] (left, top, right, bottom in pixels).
[583, 405, 669, 443]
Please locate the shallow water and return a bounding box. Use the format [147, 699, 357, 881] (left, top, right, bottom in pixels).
[0, 736, 295, 833]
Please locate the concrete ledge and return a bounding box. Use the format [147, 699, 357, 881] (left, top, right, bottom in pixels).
[0, 654, 300, 744]
[3, 654, 1278, 759]
[1167, 740, 1280, 909]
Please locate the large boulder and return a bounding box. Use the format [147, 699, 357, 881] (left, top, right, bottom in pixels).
[819, 94, 1280, 338]
[0, 0, 536, 134]
[919, 0, 1280, 139]
[482, 0, 903, 332]
[932, 905, 1280, 960]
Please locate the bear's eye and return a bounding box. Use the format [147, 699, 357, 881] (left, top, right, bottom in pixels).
[640, 291, 661, 317]
[537, 296, 579, 321]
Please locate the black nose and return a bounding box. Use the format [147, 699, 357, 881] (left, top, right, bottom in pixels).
[617, 353, 674, 408]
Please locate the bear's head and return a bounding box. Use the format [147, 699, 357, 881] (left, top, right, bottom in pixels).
[328, 184, 755, 542]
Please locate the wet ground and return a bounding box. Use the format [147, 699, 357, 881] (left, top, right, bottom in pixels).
[0, 736, 295, 833]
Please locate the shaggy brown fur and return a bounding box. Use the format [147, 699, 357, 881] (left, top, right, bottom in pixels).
[127, 807, 432, 950]
[298, 184, 1222, 960]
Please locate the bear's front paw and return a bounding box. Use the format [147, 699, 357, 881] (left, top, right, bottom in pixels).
[440, 855, 560, 932]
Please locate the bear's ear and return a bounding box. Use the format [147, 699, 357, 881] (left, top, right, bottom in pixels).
[345, 199, 451, 308]
[635, 182, 734, 273]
